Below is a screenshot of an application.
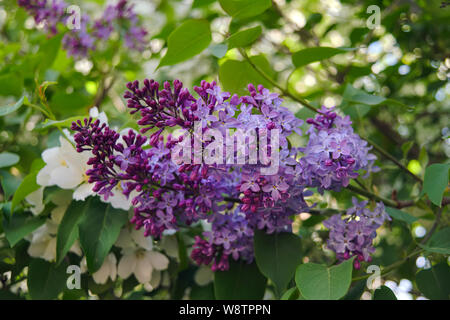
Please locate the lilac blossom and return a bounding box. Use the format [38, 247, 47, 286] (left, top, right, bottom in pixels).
[323, 198, 391, 269]
[299, 106, 377, 192]
[73, 79, 314, 270]
[18, 0, 148, 58]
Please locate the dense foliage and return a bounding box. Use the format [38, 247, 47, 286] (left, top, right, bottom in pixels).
[0, 0, 449, 300]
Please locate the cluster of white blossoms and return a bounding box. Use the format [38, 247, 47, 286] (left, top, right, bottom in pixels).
[81, 226, 175, 290]
[24, 108, 174, 291]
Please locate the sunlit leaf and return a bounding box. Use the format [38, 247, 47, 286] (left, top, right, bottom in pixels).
[158, 20, 211, 68]
[219, 0, 272, 19]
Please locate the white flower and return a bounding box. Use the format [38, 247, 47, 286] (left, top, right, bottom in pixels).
[115, 226, 154, 251]
[115, 227, 169, 288]
[117, 248, 169, 285]
[27, 223, 57, 261]
[89, 106, 108, 125]
[37, 136, 92, 193]
[101, 182, 137, 211]
[25, 187, 45, 216]
[194, 266, 214, 286]
[27, 191, 81, 261]
[81, 253, 117, 285]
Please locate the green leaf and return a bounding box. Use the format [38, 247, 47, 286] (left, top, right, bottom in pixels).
[227, 26, 262, 49]
[78, 198, 128, 273]
[0, 152, 20, 169]
[340, 84, 408, 119]
[295, 257, 354, 300]
[385, 207, 418, 225]
[37, 33, 63, 73]
[11, 159, 45, 213]
[401, 141, 414, 159]
[419, 227, 450, 255]
[254, 230, 302, 295]
[343, 280, 366, 300]
[292, 47, 354, 69]
[219, 55, 275, 96]
[158, 20, 211, 68]
[0, 170, 22, 199]
[209, 43, 228, 58]
[214, 260, 267, 299]
[373, 285, 397, 300]
[2, 210, 46, 247]
[0, 96, 26, 117]
[342, 83, 386, 105]
[0, 73, 23, 97]
[219, 0, 272, 19]
[422, 163, 450, 207]
[192, 0, 216, 8]
[50, 91, 91, 115]
[35, 116, 84, 131]
[416, 263, 450, 300]
[28, 258, 68, 300]
[56, 200, 91, 265]
[190, 283, 215, 300]
[280, 287, 300, 300]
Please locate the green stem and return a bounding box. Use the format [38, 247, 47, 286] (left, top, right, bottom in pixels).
[25, 102, 52, 119]
[363, 136, 423, 184]
[352, 249, 423, 282]
[346, 184, 397, 207]
[238, 48, 318, 113]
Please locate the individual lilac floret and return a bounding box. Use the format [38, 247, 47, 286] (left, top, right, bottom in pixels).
[298, 106, 377, 192]
[323, 197, 391, 269]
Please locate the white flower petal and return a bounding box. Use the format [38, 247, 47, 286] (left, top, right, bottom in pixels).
[28, 241, 48, 259]
[42, 238, 56, 261]
[147, 251, 169, 271]
[69, 241, 82, 256]
[36, 165, 54, 186]
[50, 205, 67, 225]
[159, 235, 178, 259]
[135, 255, 153, 284]
[149, 270, 161, 289]
[109, 254, 117, 281]
[118, 253, 137, 279]
[73, 183, 95, 201]
[41, 146, 61, 164]
[50, 166, 83, 189]
[131, 229, 153, 251]
[93, 263, 111, 284]
[194, 266, 214, 286]
[25, 187, 45, 216]
[93, 253, 117, 284]
[115, 228, 135, 249]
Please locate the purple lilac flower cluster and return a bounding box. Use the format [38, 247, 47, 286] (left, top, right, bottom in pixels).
[323, 198, 391, 269]
[18, 0, 147, 58]
[192, 212, 254, 271]
[298, 106, 377, 192]
[18, 0, 67, 35]
[72, 79, 315, 270]
[93, 0, 147, 51]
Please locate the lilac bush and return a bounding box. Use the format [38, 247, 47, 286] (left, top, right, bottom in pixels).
[70, 79, 387, 271]
[18, 0, 147, 58]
